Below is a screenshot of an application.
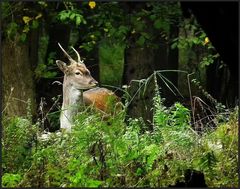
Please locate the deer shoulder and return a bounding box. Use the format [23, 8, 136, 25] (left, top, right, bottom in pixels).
[83, 87, 121, 114]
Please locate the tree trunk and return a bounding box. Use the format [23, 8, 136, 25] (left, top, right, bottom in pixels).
[123, 42, 168, 124]
[121, 2, 180, 123]
[3, 36, 37, 117]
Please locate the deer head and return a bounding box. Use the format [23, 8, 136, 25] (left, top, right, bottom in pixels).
[56, 43, 98, 90]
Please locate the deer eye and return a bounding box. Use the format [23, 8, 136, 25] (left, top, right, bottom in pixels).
[75, 71, 82, 75]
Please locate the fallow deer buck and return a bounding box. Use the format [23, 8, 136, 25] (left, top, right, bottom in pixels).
[56, 43, 120, 132]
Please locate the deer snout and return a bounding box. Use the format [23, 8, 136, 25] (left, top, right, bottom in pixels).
[90, 79, 98, 87]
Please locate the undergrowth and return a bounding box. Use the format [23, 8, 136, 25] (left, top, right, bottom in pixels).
[2, 73, 238, 188]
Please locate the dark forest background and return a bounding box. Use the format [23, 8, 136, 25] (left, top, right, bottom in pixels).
[1, 1, 238, 188]
[2, 2, 238, 122]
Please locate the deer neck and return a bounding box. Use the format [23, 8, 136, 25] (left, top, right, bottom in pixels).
[60, 77, 83, 131]
[63, 82, 82, 108]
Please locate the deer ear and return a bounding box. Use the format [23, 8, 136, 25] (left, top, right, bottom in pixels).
[56, 60, 67, 73]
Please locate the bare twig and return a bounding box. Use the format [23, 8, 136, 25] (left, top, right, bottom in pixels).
[52, 81, 62, 85]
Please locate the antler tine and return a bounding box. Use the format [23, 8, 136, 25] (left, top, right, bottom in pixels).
[58, 43, 74, 62]
[71, 46, 83, 64]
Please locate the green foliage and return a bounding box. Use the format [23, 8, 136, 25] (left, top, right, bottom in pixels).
[73, 2, 181, 51]
[2, 1, 181, 80]
[128, 2, 181, 48]
[200, 53, 220, 68]
[99, 41, 125, 86]
[193, 108, 238, 187]
[6, 22, 19, 39]
[76, 2, 129, 52]
[2, 2, 238, 187]
[35, 51, 57, 79]
[171, 18, 219, 69]
[2, 173, 22, 187]
[2, 117, 38, 173]
[57, 9, 86, 26]
[3, 88, 237, 187]
[2, 2, 43, 42]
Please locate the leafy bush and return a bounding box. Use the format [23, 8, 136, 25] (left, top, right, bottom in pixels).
[2, 116, 38, 187]
[2, 117, 37, 173]
[197, 108, 238, 187]
[2, 94, 238, 187]
[2, 173, 22, 187]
